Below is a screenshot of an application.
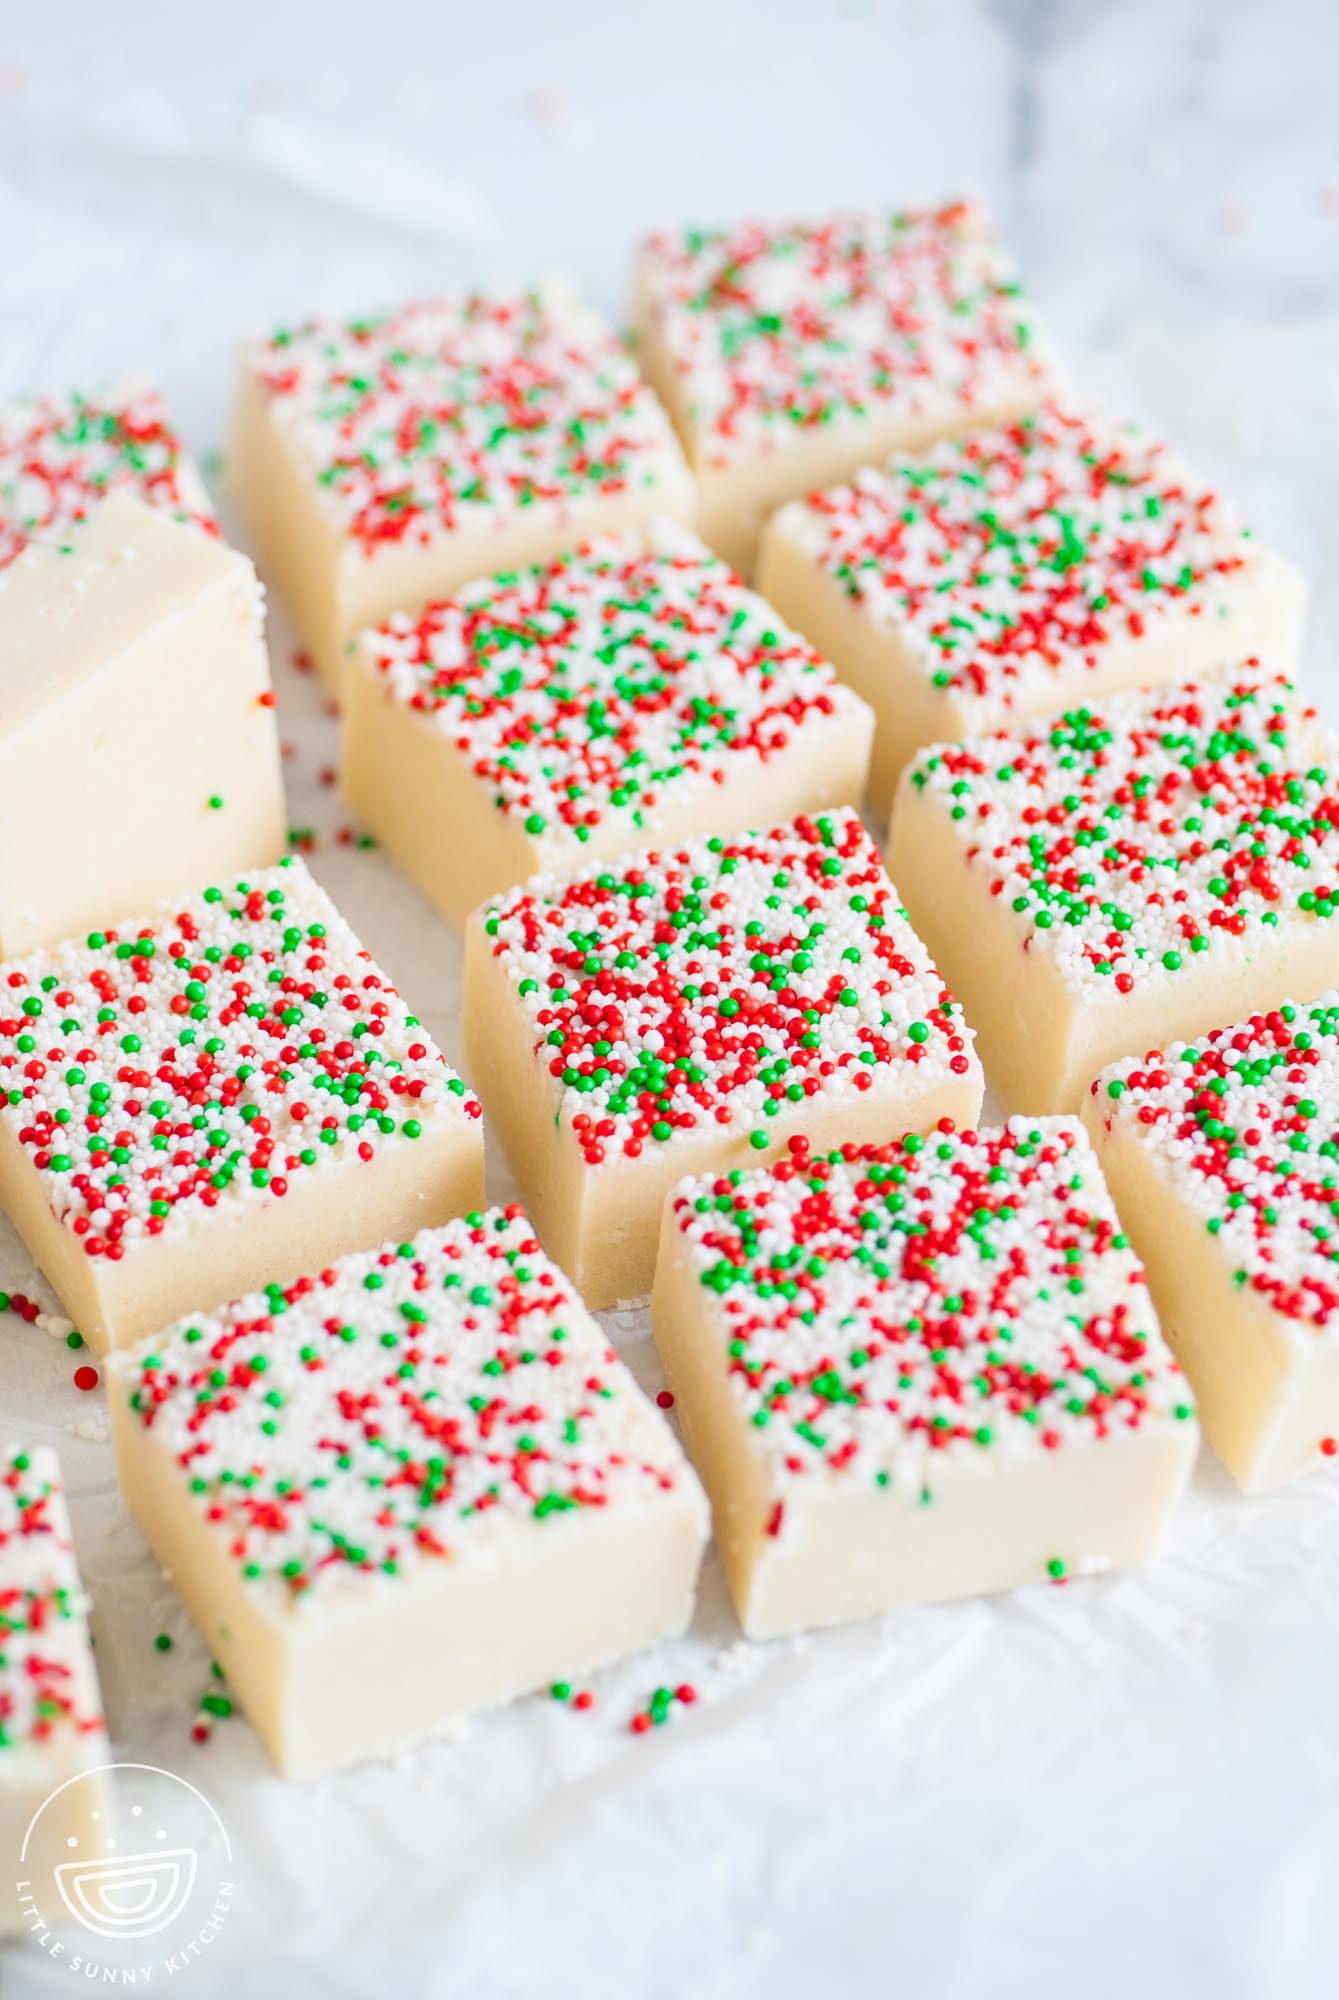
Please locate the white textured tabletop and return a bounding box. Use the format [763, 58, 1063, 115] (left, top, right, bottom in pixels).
[1, 3, 1337, 1996]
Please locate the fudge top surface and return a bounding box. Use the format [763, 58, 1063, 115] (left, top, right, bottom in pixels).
[478, 807, 978, 1166]
[246, 280, 686, 556]
[359, 521, 866, 847]
[0, 1443, 105, 1755]
[0, 382, 216, 571]
[905, 670, 1339, 996]
[638, 198, 1049, 467]
[115, 1208, 702, 1604]
[664, 1117, 1194, 1506]
[1094, 992, 1339, 1338]
[0, 858, 479, 1263]
[776, 400, 1261, 719]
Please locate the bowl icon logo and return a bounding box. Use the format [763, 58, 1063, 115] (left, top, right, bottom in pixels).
[13, 1761, 233, 1975]
[54, 1843, 199, 1939]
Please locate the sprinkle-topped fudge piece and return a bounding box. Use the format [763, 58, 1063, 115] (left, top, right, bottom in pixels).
[1084, 996, 1339, 1493]
[230, 280, 694, 691]
[0, 381, 215, 569]
[634, 198, 1051, 578]
[652, 1118, 1197, 1636]
[1, 1444, 107, 1932]
[888, 670, 1339, 1115]
[343, 521, 873, 923]
[465, 808, 983, 1308]
[108, 1209, 708, 1780]
[0, 495, 287, 957]
[758, 401, 1306, 811]
[0, 858, 483, 1356]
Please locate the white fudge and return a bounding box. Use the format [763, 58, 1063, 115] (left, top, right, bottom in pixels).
[0, 858, 483, 1355]
[889, 669, 1339, 1114]
[108, 1210, 709, 1781]
[343, 521, 873, 924]
[758, 401, 1306, 812]
[653, 1118, 1198, 1638]
[0, 380, 215, 570]
[465, 808, 984, 1308]
[1084, 995, 1339, 1494]
[634, 198, 1051, 578]
[1, 1444, 108, 1934]
[230, 280, 695, 692]
[0, 495, 287, 958]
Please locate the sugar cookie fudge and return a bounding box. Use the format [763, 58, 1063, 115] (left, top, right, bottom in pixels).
[653, 1119, 1197, 1637]
[0, 495, 287, 957]
[466, 808, 983, 1308]
[1084, 997, 1339, 1494]
[108, 1210, 708, 1780]
[344, 522, 874, 924]
[1, 1445, 107, 1933]
[0, 858, 483, 1355]
[634, 198, 1050, 577]
[0, 381, 214, 569]
[889, 670, 1339, 1115]
[758, 401, 1306, 811]
[230, 280, 694, 691]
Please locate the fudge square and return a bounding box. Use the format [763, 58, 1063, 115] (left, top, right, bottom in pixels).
[0, 495, 287, 957]
[343, 521, 874, 925]
[0, 380, 215, 569]
[107, 1210, 709, 1781]
[230, 279, 694, 692]
[652, 1118, 1197, 1638]
[758, 400, 1306, 813]
[889, 669, 1339, 1116]
[465, 807, 984, 1310]
[1, 1444, 108, 1934]
[1084, 996, 1339, 1494]
[633, 197, 1050, 579]
[0, 858, 483, 1357]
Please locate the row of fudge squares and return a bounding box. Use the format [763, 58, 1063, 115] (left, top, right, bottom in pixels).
[0, 1121, 1199, 1800]
[14, 1000, 1339, 1805]
[7, 656, 1339, 1354]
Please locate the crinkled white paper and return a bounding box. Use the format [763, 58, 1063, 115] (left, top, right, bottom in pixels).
[3, 20, 1339, 1998]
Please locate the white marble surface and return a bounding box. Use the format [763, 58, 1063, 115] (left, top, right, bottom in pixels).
[1, 3, 1338, 1996]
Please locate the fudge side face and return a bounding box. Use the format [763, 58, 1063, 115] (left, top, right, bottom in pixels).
[0, 495, 288, 957]
[466, 808, 983, 1307]
[0, 382, 215, 566]
[652, 1118, 1198, 1637]
[635, 198, 1051, 572]
[233, 282, 693, 686]
[759, 401, 1305, 802]
[345, 521, 873, 922]
[0, 858, 483, 1353]
[109, 1209, 708, 1779]
[1084, 995, 1339, 1493]
[0, 1444, 107, 1931]
[889, 670, 1339, 1113]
